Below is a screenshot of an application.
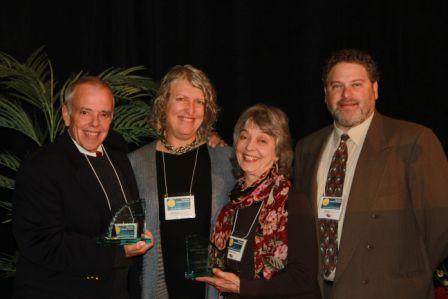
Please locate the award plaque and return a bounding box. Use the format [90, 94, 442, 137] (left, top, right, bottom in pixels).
[184, 234, 213, 279]
[98, 200, 151, 245]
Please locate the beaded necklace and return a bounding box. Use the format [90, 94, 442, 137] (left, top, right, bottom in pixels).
[160, 134, 204, 155]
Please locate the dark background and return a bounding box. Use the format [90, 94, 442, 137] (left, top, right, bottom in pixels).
[0, 0, 447, 296]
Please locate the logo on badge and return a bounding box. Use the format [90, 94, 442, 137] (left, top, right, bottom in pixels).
[167, 199, 176, 208]
[322, 197, 330, 206]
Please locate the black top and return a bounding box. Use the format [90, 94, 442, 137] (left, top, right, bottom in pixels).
[225, 189, 321, 299]
[156, 144, 212, 299]
[226, 202, 262, 281]
[86, 154, 133, 299]
[86, 154, 132, 216]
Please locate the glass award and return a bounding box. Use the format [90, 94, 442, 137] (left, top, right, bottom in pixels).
[98, 199, 151, 245]
[184, 234, 213, 279]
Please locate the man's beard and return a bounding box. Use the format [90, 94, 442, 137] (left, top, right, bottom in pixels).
[328, 101, 373, 128]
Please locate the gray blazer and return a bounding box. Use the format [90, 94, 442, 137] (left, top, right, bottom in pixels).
[128, 141, 235, 299]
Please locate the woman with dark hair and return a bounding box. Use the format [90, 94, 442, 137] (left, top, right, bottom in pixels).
[197, 104, 321, 299]
[128, 65, 234, 299]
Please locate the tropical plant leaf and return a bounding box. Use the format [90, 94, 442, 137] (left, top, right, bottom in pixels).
[0, 98, 43, 145]
[0, 152, 21, 172]
[51, 105, 65, 140]
[0, 175, 15, 190]
[0, 47, 62, 142]
[0, 252, 16, 277]
[59, 71, 86, 105]
[25, 46, 50, 79]
[113, 100, 157, 144]
[1, 217, 12, 224]
[2, 80, 47, 111]
[0, 199, 12, 212]
[100, 67, 158, 103]
[0, 58, 49, 111]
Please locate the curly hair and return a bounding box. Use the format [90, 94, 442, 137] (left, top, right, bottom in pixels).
[233, 103, 293, 177]
[150, 65, 219, 138]
[322, 48, 380, 84]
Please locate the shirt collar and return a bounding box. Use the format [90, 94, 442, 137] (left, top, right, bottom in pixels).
[332, 112, 375, 146]
[68, 133, 103, 157]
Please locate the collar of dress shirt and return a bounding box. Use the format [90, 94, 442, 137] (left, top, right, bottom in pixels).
[68, 133, 103, 157]
[332, 111, 375, 147]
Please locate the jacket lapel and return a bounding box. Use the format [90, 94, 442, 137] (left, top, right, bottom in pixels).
[310, 127, 333, 215]
[60, 132, 112, 222]
[334, 113, 392, 282]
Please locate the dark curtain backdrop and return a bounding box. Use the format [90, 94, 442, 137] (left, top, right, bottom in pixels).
[1, 0, 447, 147]
[0, 0, 447, 295]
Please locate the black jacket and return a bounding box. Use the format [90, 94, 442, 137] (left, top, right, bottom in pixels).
[12, 131, 139, 299]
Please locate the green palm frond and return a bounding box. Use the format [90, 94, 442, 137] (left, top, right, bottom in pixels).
[51, 104, 65, 140]
[25, 46, 50, 78]
[0, 47, 61, 142]
[113, 100, 157, 144]
[100, 66, 158, 103]
[0, 98, 43, 145]
[0, 252, 16, 277]
[0, 175, 14, 190]
[59, 71, 86, 105]
[54, 71, 87, 136]
[0, 199, 12, 212]
[0, 51, 20, 68]
[0, 152, 21, 172]
[0, 55, 48, 110]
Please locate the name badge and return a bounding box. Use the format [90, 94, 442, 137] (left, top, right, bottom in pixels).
[164, 194, 196, 220]
[318, 196, 343, 221]
[227, 236, 247, 262]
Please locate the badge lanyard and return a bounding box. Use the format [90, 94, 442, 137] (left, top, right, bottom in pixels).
[227, 201, 264, 262]
[84, 146, 129, 213]
[162, 147, 199, 220]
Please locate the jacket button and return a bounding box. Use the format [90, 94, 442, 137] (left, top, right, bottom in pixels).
[366, 244, 374, 250]
[362, 279, 369, 284]
[371, 213, 378, 219]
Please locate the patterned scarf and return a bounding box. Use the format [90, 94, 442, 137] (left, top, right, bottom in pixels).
[210, 167, 291, 280]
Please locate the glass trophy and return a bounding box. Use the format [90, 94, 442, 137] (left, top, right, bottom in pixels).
[98, 200, 151, 245]
[184, 234, 213, 279]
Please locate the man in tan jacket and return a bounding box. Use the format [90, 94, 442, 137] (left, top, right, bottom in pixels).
[294, 48, 448, 299]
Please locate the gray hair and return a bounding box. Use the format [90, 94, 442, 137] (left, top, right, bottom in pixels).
[64, 76, 113, 114]
[233, 103, 293, 177]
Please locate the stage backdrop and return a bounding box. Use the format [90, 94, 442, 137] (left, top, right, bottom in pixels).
[1, 0, 446, 148]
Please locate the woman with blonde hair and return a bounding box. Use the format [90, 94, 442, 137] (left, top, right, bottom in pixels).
[129, 65, 235, 299]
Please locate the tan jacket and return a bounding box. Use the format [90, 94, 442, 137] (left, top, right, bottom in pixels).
[294, 113, 448, 299]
